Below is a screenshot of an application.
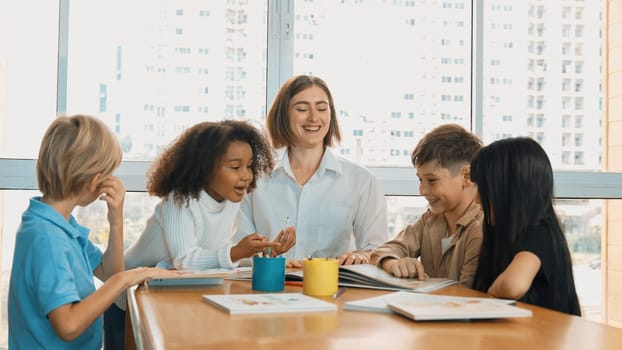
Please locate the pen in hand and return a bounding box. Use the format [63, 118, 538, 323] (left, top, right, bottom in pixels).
[264, 216, 289, 257]
[281, 216, 290, 243]
[270, 216, 292, 257]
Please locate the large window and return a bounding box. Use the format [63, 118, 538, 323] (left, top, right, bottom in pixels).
[291, 0, 472, 166]
[0, 1, 619, 348]
[0, 2, 58, 159]
[65, 1, 269, 161]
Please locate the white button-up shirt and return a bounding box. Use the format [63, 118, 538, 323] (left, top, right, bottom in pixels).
[234, 148, 388, 259]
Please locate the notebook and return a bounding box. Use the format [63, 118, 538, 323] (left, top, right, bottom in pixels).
[385, 292, 532, 321]
[147, 267, 251, 287]
[202, 293, 337, 315]
[286, 264, 456, 292]
[344, 290, 517, 314]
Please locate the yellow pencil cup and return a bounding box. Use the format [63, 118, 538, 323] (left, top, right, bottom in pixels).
[302, 258, 339, 297]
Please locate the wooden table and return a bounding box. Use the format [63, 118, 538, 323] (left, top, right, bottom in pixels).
[126, 280, 622, 350]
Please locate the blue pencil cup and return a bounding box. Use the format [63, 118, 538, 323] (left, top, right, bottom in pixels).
[252, 255, 286, 292]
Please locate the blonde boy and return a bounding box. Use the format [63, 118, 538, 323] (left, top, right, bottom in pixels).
[8, 115, 172, 349]
[371, 124, 483, 287]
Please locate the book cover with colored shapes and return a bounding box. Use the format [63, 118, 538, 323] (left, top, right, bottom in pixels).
[343, 290, 517, 314]
[386, 293, 532, 321]
[202, 293, 337, 315]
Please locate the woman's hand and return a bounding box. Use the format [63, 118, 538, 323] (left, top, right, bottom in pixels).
[286, 259, 304, 268]
[270, 227, 296, 256]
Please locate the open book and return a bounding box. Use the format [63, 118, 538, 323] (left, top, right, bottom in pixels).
[286, 264, 455, 292]
[202, 293, 337, 315]
[384, 292, 532, 321]
[148, 267, 251, 287]
[344, 290, 516, 314]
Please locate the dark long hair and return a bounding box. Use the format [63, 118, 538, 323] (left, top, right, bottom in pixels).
[471, 137, 580, 315]
[147, 120, 273, 205]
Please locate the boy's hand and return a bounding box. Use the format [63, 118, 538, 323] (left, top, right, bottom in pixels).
[271, 227, 296, 256]
[338, 251, 370, 265]
[382, 257, 429, 279]
[124, 267, 178, 287]
[98, 176, 125, 228]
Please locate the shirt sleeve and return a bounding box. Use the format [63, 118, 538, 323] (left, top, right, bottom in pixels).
[85, 239, 103, 272]
[457, 225, 483, 288]
[30, 234, 81, 317]
[352, 173, 389, 251]
[371, 220, 423, 265]
[516, 226, 554, 282]
[160, 199, 237, 270]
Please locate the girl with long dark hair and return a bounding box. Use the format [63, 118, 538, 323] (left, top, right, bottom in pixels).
[471, 137, 581, 316]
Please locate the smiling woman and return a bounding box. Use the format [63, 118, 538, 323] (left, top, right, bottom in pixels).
[233, 75, 389, 266]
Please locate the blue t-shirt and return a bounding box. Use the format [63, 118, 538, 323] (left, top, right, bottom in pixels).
[9, 197, 103, 350]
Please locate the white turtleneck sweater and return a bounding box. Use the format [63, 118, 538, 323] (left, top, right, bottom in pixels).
[124, 190, 240, 271]
[115, 191, 240, 310]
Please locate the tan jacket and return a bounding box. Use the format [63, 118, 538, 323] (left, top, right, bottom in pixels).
[371, 201, 483, 288]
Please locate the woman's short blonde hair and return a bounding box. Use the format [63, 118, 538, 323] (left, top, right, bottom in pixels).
[37, 114, 122, 200]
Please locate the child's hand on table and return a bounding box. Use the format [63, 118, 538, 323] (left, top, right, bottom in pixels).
[382, 257, 429, 279]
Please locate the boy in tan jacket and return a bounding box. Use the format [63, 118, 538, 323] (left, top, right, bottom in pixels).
[371, 124, 483, 288]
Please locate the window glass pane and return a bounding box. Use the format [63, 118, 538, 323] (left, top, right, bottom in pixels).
[292, 0, 472, 167]
[482, 2, 604, 172]
[0, 2, 59, 159]
[76, 193, 161, 250]
[386, 196, 428, 237]
[0, 190, 34, 347]
[66, 1, 268, 161]
[480, 3, 605, 324]
[556, 198, 603, 322]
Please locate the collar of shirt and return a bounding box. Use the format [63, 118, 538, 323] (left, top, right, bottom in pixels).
[456, 201, 483, 230]
[199, 190, 227, 213]
[28, 196, 89, 239]
[453, 200, 483, 238]
[274, 148, 344, 180]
